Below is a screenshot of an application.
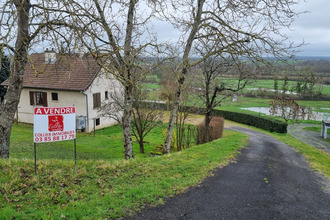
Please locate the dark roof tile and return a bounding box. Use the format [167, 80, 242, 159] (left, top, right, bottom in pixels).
[2, 53, 101, 91]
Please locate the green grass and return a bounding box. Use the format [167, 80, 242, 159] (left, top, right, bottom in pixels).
[142, 83, 160, 90]
[145, 74, 161, 83]
[245, 79, 297, 90]
[0, 130, 248, 219]
[10, 123, 168, 161]
[322, 85, 330, 95]
[304, 126, 322, 133]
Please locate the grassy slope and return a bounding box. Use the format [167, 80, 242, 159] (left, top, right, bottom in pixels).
[1, 128, 248, 219]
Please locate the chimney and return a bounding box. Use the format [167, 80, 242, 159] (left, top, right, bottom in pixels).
[45, 48, 56, 64]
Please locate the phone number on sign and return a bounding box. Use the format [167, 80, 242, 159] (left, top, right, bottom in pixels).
[34, 133, 75, 142]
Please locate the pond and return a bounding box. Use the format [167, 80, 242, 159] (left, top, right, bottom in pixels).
[241, 107, 325, 121]
[247, 88, 297, 95]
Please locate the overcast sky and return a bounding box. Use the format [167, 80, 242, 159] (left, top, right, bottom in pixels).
[153, 0, 330, 57]
[287, 0, 330, 57]
[22, 0, 330, 57]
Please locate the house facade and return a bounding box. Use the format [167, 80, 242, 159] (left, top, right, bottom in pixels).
[3, 50, 122, 132]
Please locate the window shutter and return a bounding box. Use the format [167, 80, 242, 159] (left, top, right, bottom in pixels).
[93, 93, 97, 109]
[42, 92, 48, 107]
[93, 93, 101, 108]
[29, 91, 34, 105]
[97, 93, 101, 108]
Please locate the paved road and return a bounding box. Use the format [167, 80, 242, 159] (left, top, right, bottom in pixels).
[127, 127, 330, 220]
[288, 123, 330, 154]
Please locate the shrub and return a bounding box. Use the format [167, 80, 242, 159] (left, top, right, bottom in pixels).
[150, 144, 164, 156]
[209, 116, 225, 140]
[197, 116, 224, 144]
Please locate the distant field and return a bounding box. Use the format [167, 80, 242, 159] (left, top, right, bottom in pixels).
[141, 74, 330, 122]
[142, 83, 160, 90]
[143, 75, 330, 97]
[244, 79, 328, 95]
[245, 79, 296, 90]
[219, 97, 330, 122]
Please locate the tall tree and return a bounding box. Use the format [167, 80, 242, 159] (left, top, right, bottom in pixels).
[0, 0, 33, 158]
[159, 0, 302, 153]
[0, 0, 68, 158]
[0, 52, 10, 103]
[57, 0, 163, 159]
[162, 0, 206, 154]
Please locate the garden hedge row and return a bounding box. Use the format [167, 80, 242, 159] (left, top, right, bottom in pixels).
[139, 101, 288, 133]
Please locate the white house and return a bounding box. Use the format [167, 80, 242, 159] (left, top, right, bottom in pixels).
[2, 50, 122, 132]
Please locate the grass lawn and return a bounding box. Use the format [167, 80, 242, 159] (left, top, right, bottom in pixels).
[9, 123, 168, 161]
[0, 127, 248, 219]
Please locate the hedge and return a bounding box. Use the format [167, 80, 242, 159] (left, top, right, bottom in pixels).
[139, 101, 288, 133]
[211, 109, 287, 133]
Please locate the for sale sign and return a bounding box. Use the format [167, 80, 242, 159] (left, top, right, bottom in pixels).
[33, 107, 76, 143]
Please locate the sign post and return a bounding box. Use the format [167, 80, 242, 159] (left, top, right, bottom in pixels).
[33, 106, 76, 174]
[34, 143, 37, 175]
[74, 138, 77, 174]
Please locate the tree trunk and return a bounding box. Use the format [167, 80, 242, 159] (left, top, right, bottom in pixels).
[139, 139, 144, 153]
[204, 108, 212, 143]
[163, 85, 181, 154]
[120, 0, 137, 159]
[122, 85, 134, 159]
[0, 1, 30, 158]
[0, 75, 24, 158]
[163, 0, 205, 154]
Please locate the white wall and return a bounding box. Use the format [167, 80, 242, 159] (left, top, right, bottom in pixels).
[84, 70, 123, 132]
[18, 89, 86, 124]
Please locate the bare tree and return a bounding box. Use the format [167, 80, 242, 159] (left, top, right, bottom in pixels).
[131, 86, 163, 153]
[0, 0, 53, 158]
[196, 54, 252, 142]
[157, 0, 302, 153]
[52, 0, 165, 159]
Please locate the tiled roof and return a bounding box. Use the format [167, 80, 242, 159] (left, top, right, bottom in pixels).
[3, 53, 101, 91]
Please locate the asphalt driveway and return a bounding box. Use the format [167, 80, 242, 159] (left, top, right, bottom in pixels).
[288, 123, 330, 154]
[126, 127, 330, 220]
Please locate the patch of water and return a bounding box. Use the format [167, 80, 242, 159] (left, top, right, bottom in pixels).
[241, 107, 324, 121]
[247, 88, 297, 95]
